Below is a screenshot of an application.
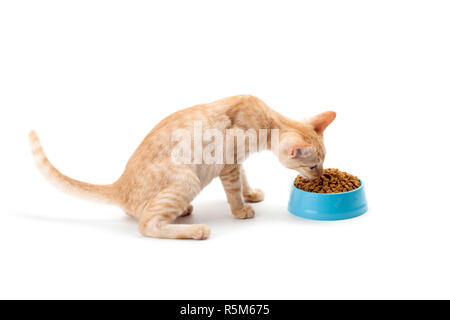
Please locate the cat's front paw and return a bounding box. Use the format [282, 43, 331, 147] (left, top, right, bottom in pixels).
[243, 189, 265, 203]
[232, 204, 255, 219]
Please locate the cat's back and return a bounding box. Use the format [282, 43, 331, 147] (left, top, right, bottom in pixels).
[150, 94, 266, 133]
[125, 95, 267, 166]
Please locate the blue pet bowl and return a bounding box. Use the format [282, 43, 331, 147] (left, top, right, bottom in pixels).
[288, 179, 368, 221]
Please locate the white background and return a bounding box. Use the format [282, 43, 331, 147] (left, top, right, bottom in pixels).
[1, 0, 449, 299]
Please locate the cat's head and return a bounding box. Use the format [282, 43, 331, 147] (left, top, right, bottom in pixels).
[278, 111, 336, 179]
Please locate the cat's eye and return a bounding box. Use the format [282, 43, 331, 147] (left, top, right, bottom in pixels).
[309, 165, 317, 170]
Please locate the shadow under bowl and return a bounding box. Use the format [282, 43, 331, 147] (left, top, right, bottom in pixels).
[288, 180, 368, 221]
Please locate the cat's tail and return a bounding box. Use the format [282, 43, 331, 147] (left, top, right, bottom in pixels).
[28, 130, 118, 204]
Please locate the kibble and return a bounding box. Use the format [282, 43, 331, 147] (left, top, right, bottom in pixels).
[294, 168, 361, 193]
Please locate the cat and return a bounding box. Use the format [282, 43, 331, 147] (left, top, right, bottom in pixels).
[29, 95, 336, 239]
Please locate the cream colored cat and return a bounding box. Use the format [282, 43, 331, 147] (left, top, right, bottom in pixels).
[29, 95, 335, 240]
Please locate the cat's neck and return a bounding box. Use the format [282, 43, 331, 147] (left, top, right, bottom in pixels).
[264, 109, 299, 151]
[226, 95, 300, 152]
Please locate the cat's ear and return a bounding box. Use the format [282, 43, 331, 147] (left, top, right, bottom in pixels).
[290, 142, 313, 158]
[309, 111, 336, 135]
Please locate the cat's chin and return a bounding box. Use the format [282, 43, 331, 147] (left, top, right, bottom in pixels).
[296, 171, 319, 180]
[297, 172, 310, 179]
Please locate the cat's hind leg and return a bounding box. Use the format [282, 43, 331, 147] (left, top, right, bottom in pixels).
[240, 167, 264, 203]
[220, 165, 255, 219]
[138, 175, 209, 240]
[180, 204, 193, 217]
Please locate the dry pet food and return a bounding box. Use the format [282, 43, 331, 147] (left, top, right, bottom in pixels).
[294, 168, 361, 193]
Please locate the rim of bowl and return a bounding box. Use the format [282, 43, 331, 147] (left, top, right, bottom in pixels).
[292, 179, 364, 196]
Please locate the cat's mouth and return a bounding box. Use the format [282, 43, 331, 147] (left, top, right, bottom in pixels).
[296, 169, 321, 180]
[297, 172, 316, 180]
